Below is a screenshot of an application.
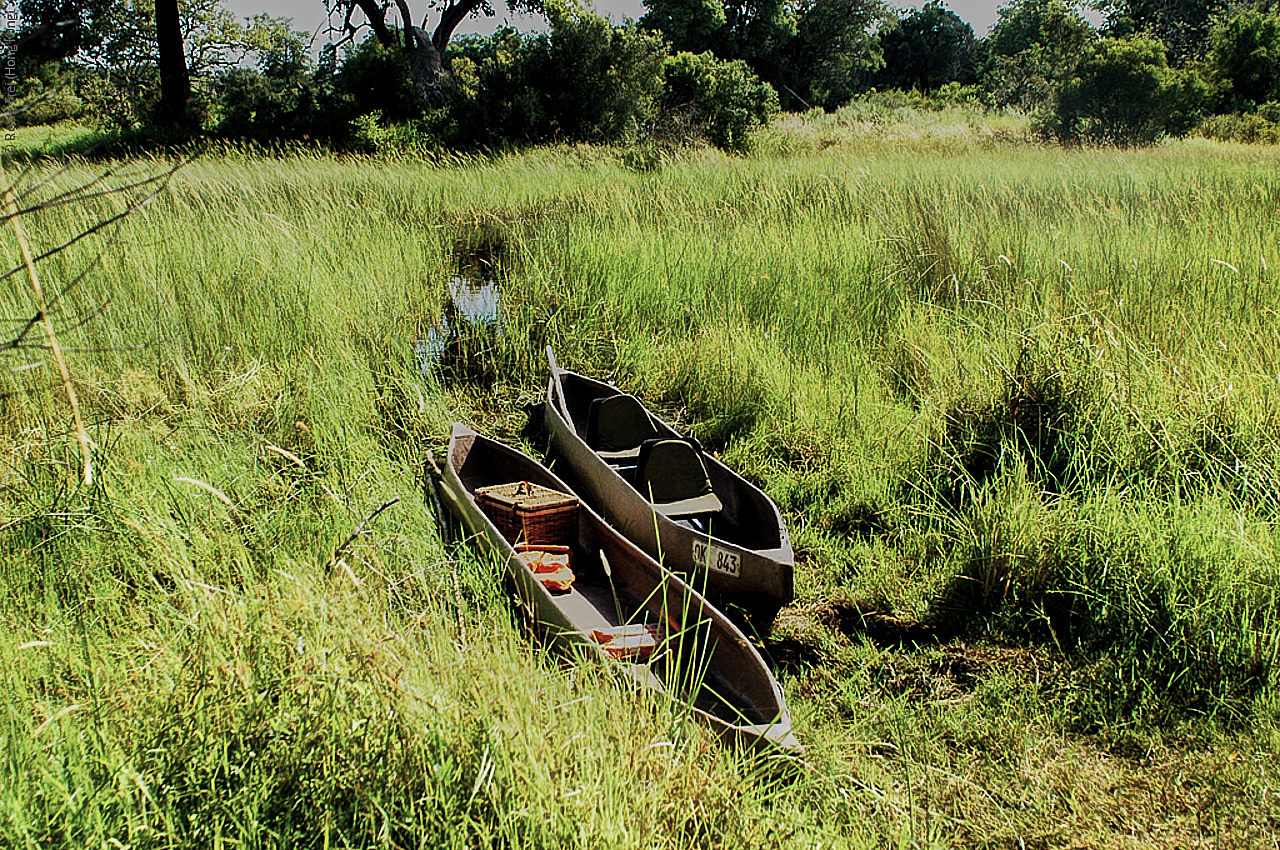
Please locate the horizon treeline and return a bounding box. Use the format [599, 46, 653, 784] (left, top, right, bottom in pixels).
[9, 0, 1280, 149]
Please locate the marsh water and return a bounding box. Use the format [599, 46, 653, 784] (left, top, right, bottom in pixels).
[416, 274, 505, 378]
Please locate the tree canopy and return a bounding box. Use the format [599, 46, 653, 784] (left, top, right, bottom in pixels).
[877, 1, 976, 91]
[331, 0, 547, 104]
[1206, 6, 1280, 108]
[1098, 0, 1228, 64]
[642, 0, 886, 109]
[981, 0, 1095, 110]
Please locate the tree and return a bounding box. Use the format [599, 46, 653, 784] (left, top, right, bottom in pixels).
[1098, 0, 1228, 64]
[661, 49, 779, 148]
[15, 0, 305, 128]
[986, 0, 1094, 59]
[155, 0, 192, 124]
[777, 0, 887, 108]
[1206, 6, 1280, 109]
[1050, 35, 1209, 143]
[877, 1, 975, 91]
[332, 0, 546, 106]
[541, 1, 667, 141]
[720, 0, 798, 63]
[642, 0, 797, 65]
[442, 1, 668, 147]
[642, 0, 886, 109]
[15, 0, 115, 71]
[981, 0, 1095, 110]
[639, 0, 725, 54]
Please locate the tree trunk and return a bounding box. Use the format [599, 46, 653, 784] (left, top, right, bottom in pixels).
[353, 0, 399, 47]
[433, 1, 480, 56]
[406, 25, 447, 108]
[343, 0, 488, 108]
[393, 0, 451, 107]
[154, 0, 191, 125]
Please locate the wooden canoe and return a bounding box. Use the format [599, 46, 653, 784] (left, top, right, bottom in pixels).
[542, 348, 794, 609]
[433, 423, 799, 752]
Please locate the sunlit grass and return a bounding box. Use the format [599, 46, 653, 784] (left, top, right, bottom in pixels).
[2, 125, 1279, 846]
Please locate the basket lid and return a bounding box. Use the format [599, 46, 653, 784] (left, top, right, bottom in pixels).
[476, 480, 577, 511]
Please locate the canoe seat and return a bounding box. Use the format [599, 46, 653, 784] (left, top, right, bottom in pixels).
[586, 394, 659, 461]
[516, 544, 575, 593]
[635, 438, 724, 519]
[591, 624, 664, 661]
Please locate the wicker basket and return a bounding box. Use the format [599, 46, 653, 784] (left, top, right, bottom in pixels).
[475, 481, 578, 545]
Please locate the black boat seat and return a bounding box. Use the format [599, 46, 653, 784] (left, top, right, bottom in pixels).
[586, 394, 659, 461]
[635, 438, 724, 519]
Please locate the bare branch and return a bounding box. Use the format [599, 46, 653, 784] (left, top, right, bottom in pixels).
[1, 163, 184, 227]
[0, 160, 186, 288]
[2, 175, 94, 486]
[327, 499, 402, 576]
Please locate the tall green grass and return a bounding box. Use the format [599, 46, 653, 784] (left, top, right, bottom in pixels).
[2, 126, 1279, 846]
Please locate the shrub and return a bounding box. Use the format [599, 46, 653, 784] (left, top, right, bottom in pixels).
[444, 30, 547, 148]
[1047, 36, 1210, 145]
[660, 51, 779, 151]
[336, 37, 426, 125]
[9, 63, 88, 126]
[444, 3, 666, 149]
[542, 2, 666, 143]
[1195, 107, 1280, 144]
[1206, 7, 1280, 111]
[348, 109, 443, 154]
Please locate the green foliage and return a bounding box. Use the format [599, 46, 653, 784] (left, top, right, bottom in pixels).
[8, 63, 88, 126]
[541, 0, 668, 143]
[444, 5, 667, 149]
[987, 0, 1095, 60]
[1100, 0, 1227, 64]
[15, 0, 307, 132]
[15, 0, 114, 70]
[982, 0, 1096, 112]
[643, 0, 887, 111]
[876, 1, 977, 91]
[1206, 6, 1280, 110]
[347, 109, 443, 154]
[983, 44, 1070, 113]
[1196, 101, 1280, 143]
[778, 0, 888, 110]
[718, 0, 800, 64]
[641, 0, 727, 54]
[1049, 36, 1210, 144]
[661, 50, 779, 150]
[445, 30, 547, 147]
[336, 37, 428, 125]
[206, 43, 338, 143]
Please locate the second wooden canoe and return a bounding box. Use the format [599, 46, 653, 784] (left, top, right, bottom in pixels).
[542, 348, 794, 610]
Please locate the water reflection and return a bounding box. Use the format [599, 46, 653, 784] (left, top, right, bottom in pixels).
[416, 275, 505, 380]
[448, 275, 503, 329]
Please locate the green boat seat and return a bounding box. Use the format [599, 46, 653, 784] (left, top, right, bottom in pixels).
[586, 393, 659, 461]
[635, 438, 724, 519]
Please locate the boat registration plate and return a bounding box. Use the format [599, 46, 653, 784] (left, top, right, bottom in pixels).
[692, 540, 741, 578]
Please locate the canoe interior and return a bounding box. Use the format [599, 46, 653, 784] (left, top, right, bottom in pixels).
[447, 429, 784, 730]
[555, 371, 783, 552]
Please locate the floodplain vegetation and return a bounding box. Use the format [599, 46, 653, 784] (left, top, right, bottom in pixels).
[2, 111, 1279, 848]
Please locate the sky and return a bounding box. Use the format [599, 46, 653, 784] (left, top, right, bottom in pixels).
[222, 0, 1020, 47]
